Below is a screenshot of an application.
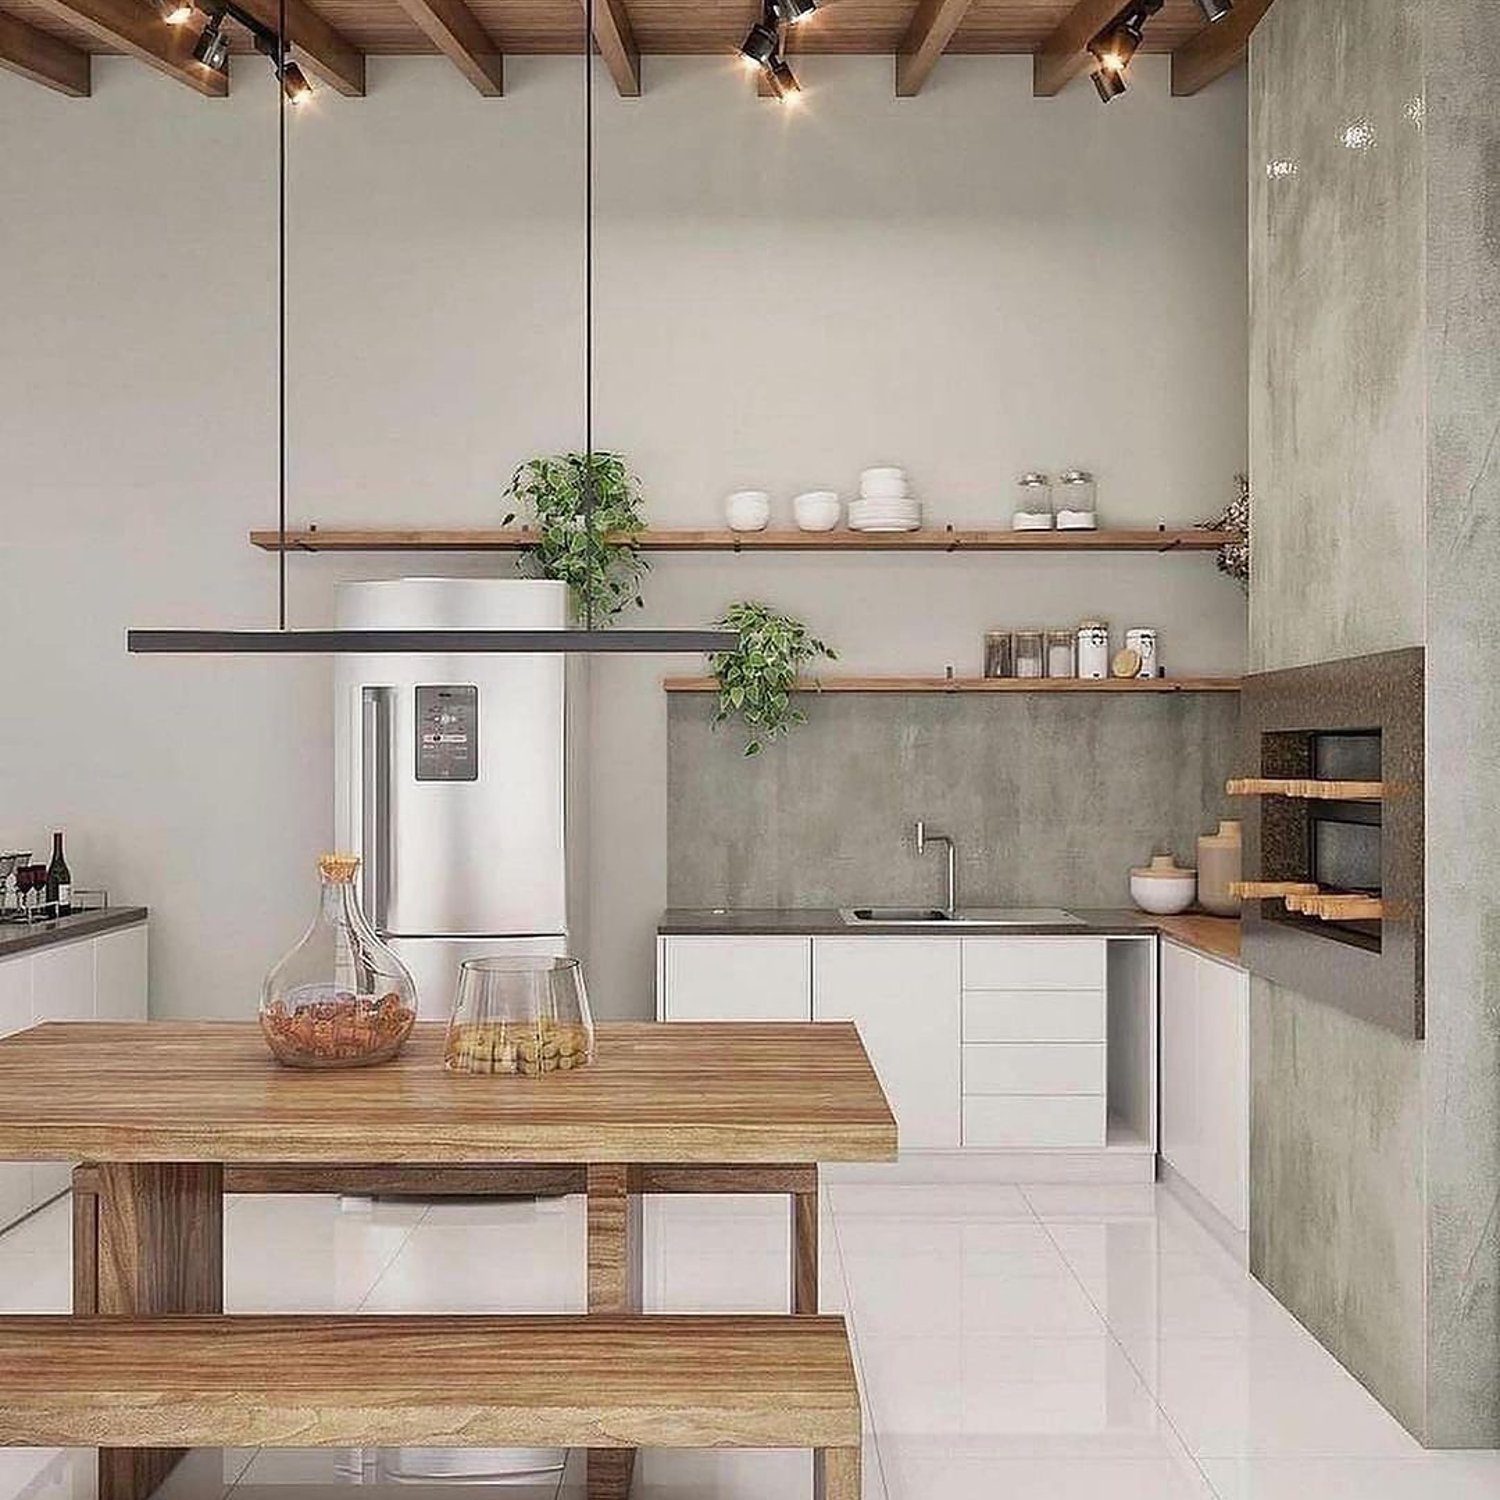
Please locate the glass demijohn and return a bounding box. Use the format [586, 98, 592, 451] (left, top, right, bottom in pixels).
[259, 854, 418, 1068]
[445, 956, 595, 1076]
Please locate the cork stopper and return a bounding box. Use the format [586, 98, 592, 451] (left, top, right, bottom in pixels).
[317, 853, 361, 884]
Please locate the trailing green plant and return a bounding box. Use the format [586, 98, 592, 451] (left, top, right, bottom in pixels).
[504, 452, 648, 624]
[710, 601, 836, 757]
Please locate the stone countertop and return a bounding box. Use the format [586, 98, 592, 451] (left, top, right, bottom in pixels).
[659, 907, 1242, 965]
[0, 907, 148, 961]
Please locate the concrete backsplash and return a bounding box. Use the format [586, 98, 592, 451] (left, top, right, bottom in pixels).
[667, 693, 1239, 910]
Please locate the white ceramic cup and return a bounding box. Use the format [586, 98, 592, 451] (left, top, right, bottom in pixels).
[724, 491, 772, 532]
[794, 491, 842, 532]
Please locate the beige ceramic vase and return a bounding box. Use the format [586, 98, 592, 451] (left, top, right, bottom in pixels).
[1197, 820, 1243, 917]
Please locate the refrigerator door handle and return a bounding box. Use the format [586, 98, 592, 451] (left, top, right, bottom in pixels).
[361, 686, 396, 934]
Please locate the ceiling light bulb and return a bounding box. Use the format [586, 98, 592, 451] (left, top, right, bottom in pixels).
[766, 55, 800, 99]
[281, 60, 312, 104]
[739, 20, 779, 70]
[1091, 65, 1128, 103]
[163, 2, 194, 24]
[768, 0, 817, 24]
[192, 13, 230, 73]
[1194, 0, 1232, 20]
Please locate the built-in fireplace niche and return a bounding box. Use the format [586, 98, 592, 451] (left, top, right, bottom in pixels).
[1237, 648, 1424, 1039]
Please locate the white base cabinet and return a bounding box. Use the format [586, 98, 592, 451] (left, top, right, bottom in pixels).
[0, 922, 148, 1231]
[658, 935, 810, 1022]
[1160, 938, 1248, 1235]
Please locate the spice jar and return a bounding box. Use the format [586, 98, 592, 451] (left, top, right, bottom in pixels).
[1055, 471, 1098, 530]
[1046, 630, 1076, 679]
[984, 631, 1015, 679]
[1077, 620, 1110, 679]
[1014, 630, 1046, 679]
[259, 854, 418, 1069]
[1011, 474, 1053, 531]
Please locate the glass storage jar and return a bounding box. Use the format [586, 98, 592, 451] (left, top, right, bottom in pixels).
[445, 956, 595, 1076]
[259, 854, 418, 1068]
[1046, 630, 1076, 678]
[1011, 473, 1053, 531]
[1077, 620, 1111, 679]
[983, 631, 1015, 679]
[1014, 630, 1046, 679]
[1055, 470, 1097, 530]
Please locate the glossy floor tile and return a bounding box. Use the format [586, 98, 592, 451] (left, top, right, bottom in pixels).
[1, 1181, 1497, 1500]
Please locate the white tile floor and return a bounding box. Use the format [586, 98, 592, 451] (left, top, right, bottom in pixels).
[3, 1182, 1499, 1500]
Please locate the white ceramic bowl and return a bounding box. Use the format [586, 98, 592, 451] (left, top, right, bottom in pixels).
[794, 491, 842, 532]
[1130, 871, 1197, 915]
[860, 466, 906, 491]
[725, 490, 772, 532]
[861, 476, 909, 500]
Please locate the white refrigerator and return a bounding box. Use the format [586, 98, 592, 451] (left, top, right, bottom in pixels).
[334, 576, 574, 1015]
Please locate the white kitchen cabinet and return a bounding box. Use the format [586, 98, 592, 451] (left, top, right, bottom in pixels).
[813, 937, 961, 1151]
[1160, 939, 1248, 1234]
[94, 925, 149, 1020]
[30, 938, 94, 1022]
[658, 935, 811, 1022]
[962, 937, 1107, 991]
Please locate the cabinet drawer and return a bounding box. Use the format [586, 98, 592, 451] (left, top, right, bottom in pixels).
[963, 1043, 1105, 1096]
[962, 937, 1106, 992]
[962, 989, 1105, 1043]
[661, 937, 811, 1022]
[963, 1095, 1107, 1149]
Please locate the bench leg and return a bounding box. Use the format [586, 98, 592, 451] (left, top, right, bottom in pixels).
[75, 1163, 223, 1500]
[586, 1164, 641, 1500]
[814, 1446, 861, 1500]
[791, 1167, 819, 1315]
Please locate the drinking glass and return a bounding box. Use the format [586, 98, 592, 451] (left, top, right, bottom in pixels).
[445, 956, 595, 1076]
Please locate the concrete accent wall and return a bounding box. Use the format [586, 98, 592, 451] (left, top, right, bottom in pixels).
[668, 693, 1239, 910]
[1421, 1, 1500, 1447]
[1250, 0, 1500, 1446]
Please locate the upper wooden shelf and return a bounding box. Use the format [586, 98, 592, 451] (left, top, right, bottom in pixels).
[249, 527, 1240, 555]
[665, 676, 1242, 695]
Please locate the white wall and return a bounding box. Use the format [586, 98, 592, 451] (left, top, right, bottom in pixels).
[0, 53, 1247, 1021]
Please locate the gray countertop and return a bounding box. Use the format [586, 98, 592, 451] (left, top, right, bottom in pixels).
[0, 907, 148, 961]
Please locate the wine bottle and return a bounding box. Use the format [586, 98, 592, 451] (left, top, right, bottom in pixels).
[46, 832, 72, 917]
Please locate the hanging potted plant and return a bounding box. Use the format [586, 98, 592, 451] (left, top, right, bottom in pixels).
[710, 601, 836, 757]
[504, 452, 649, 624]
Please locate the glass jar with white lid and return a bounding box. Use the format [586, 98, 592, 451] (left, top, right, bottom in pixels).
[1055, 471, 1097, 530]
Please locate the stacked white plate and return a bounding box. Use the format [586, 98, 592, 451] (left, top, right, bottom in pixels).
[849, 466, 922, 532]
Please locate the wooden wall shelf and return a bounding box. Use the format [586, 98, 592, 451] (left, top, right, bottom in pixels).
[1227, 777, 1386, 801]
[664, 676, 1242, 695]
[249, 527, 1241, 556]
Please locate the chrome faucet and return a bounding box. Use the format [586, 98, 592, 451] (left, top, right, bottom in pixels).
[915, 820, 957, 918]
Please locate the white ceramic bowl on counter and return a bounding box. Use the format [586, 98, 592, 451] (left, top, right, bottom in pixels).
[793, 491, 842, 531]
[1129, 855, 1197, 915]
[724, 490, 772, 532]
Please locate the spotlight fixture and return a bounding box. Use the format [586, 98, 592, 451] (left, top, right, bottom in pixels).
[767, 0, 817, 25]
[191, 6, 230, 72]
[1086, 0, 1163, 103]
[162, 0, 194, 24]
[279, 59, 312, 104]
[765, 55, 801, 99]
[1194, 0, 1233, 20]
[739, 17, 780, 70]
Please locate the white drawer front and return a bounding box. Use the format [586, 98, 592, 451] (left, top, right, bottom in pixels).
[963, 989, 1105, 1044]
[962, 937, 1106, 992]
[963, 1043, 1106, 1097]
[964, 1095, 1107, 1149]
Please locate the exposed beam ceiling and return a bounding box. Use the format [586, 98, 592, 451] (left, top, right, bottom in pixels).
[235, 0, 365, 95]
[583, 0, 638, 97]
[1032, 0, 1121, 97]
[393, 0, 502, 94]
[895, 0, 975, 97]
[25, 0, 226, 94]
[1171, 0, 1275, 95]
[0, 8, 89, 92]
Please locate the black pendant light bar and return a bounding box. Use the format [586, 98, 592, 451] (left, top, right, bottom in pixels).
[128, 0, 738, 659]
[128, 630, 736, 654]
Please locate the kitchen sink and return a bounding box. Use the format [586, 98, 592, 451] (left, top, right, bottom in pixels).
[839, 907, 1085, 928]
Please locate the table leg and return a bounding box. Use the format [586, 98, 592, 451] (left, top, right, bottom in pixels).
[814, 1446, 861, 1499]
[586, 1163, 641, 1500]
[73, 1163, 224, 1500]
[791, 1166, 820, 1315]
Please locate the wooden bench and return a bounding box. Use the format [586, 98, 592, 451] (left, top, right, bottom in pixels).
[0, 1314, 862, 1498]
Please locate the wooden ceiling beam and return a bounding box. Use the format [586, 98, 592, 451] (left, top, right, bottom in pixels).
[1032, 0, 1122, 96]
[235, 0, 366, 96]
[895, 0, 975, 97]
[26, 0, 227, 94]
[582, 0, 639, 97]
[1171, 0, 1276, 95]
[0, 12, 91, 95]
[393, 0, 503, 95]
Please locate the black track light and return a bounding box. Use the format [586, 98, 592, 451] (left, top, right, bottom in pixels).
[765, 54, 801, 98]
[162, 0, 194, 24]
[767, 0, 817, 25]
[1194, 0, 1232, 20]
[739, 18, 780, 70]
[192, 7, 230, 73]
[1087, 0, 1163, 103]
[1091, 64, 1128, 102]
[280, 59, 312, 104]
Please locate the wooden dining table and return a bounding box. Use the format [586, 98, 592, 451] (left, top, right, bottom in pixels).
[0, 1019, 896, 1500]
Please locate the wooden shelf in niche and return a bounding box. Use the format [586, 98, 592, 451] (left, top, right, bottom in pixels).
[1227, 777, 1387, 801]
[664, 677, 1243, 695]
[249, 527, 1242, 555]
